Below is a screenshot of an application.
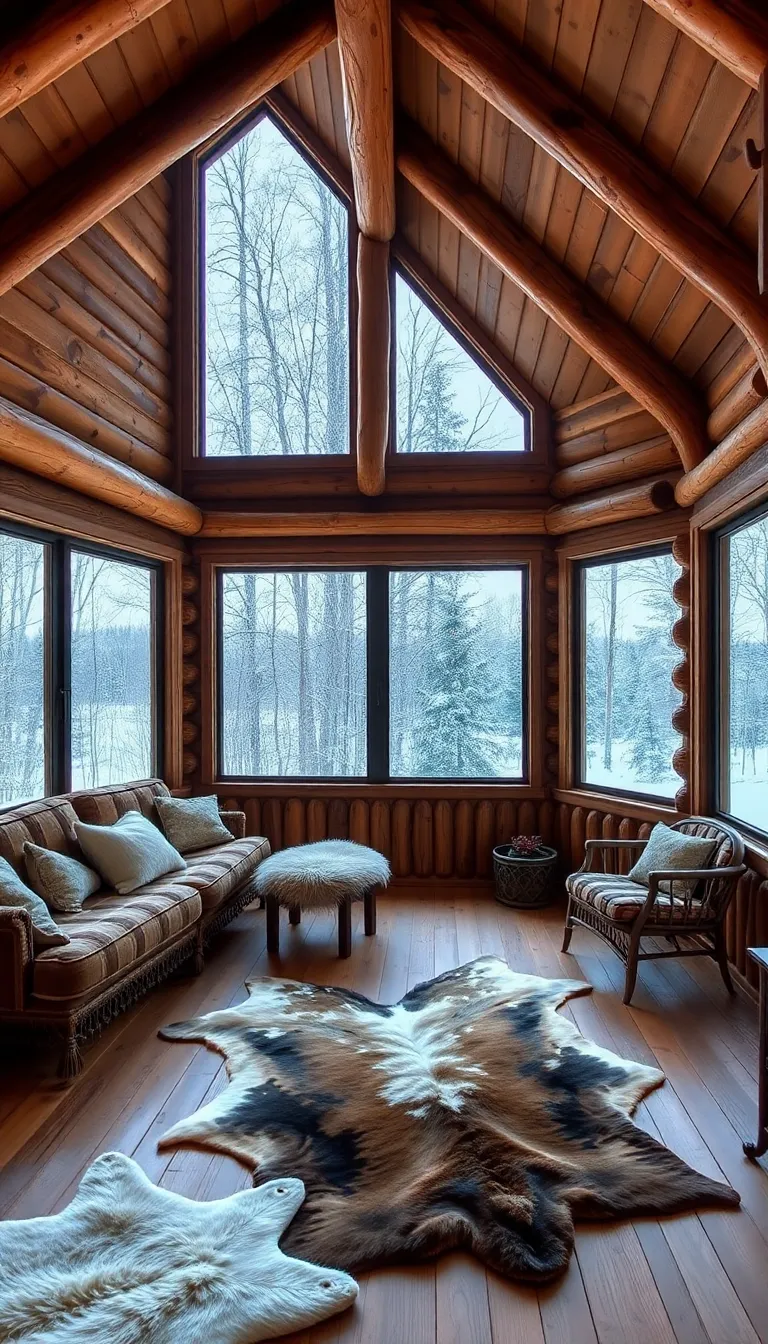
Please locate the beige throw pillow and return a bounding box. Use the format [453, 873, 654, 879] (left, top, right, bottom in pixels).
[24, 843, 100, 913]
[0, 856, 70, 948]
[74, 811, 186, 896]
[155, 795, 233, 855]
[628, 823, 716, 898]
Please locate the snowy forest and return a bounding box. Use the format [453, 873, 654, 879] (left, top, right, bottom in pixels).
[726, 514, 768, 830]
[219, 568, 523, 779]
[203, 114, 524, 458]
[0, 532, 154, 806]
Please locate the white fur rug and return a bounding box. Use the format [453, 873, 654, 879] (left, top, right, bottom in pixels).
[0, 1152, 358, 1343]
[254, 840, 391, 909]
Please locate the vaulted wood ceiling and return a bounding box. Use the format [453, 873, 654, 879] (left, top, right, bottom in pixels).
[0, 0, 762, 415]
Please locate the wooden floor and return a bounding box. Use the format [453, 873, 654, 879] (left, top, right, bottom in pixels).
[1, 891, 767, 1344]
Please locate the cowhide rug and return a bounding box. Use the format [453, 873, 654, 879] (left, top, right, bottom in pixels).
[0, 1152, 357, 1343]
[158, 958, 740, 1282]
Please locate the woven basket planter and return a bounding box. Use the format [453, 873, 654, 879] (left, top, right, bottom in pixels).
[492, 844, 558, 909]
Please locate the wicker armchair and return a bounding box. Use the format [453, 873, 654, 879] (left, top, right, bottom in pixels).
[561, 817, 746, 1004]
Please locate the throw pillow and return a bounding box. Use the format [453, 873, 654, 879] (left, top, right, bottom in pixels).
[24, 843, 101, 913]
[0, 856, 70, 948]
[74, 811, 186, 896]
[155, 794, 233, 854]
[628, 823, 716, 898]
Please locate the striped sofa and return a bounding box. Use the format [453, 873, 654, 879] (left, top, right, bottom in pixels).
[0, 780, 270, 1078]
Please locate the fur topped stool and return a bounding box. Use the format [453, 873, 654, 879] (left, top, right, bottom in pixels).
[254, 840, 391, 958]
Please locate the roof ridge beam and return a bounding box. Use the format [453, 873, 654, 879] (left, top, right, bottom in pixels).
[398, 120, 709, 472]
[0, 0, 175, 120]
[398, 0, 768, 388]
[0, 0, 336, 297]
[640, 0, 768, 91]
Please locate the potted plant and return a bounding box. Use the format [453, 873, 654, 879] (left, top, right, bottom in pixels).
[492, 834, 558, 909]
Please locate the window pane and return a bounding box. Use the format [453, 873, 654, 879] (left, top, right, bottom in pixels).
[390, 570, 524, 779]
[723, 515, 768, 830]
[0, 532, 46, 805]
[203, 115, 349, 457]
[395, 275, 526, 454]
[70, 554, 154, 789]
[581, 553, 682, 798]
[220, 571, 366, 776]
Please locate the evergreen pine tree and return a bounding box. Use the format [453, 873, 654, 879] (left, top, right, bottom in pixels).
[629, 695, 669, 780]
[420, 361, 465, 453]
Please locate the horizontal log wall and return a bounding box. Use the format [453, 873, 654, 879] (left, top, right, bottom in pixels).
[0, 177, 172, 483]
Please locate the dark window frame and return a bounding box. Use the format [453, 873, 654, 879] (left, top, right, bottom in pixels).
[574, 542, 681, 806]
[0, 519, 164, 804]
[712, 499, 768, 843]
[197, 103, 356, 462]
[389, 258, 532, 459]
[215, 562, 529, 785]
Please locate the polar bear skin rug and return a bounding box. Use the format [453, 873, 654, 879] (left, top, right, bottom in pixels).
[158, 957, 740, 1283]
[0, 1151, 358, 1344]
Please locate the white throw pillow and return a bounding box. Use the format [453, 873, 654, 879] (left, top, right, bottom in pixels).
[74, 811, 186, 896]
[155, 795, 233, 854]
[0, 855, 70, 948]
[628, 823, 716, 898]
[24, 842, 101, 913]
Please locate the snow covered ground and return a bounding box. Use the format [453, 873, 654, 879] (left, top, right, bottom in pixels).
[583, 739, 679, 800]
[727, 749, 768, 832]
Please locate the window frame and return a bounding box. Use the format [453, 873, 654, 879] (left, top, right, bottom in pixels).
[712, 499, 768, 843]
[214, 562, 529, 786]
[196, 102, 356, 464]
[0, 518, 164, 804]
[574, 542, 682, 806]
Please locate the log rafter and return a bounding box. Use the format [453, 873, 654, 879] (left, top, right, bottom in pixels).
[398, 123, 709, 472]
[0, 0, 336, 298]
[397, 0, 768, 387]
[0, 0, 174, 120]
[640, 0, 768, 91]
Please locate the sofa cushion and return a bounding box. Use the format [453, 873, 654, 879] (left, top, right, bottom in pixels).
[566, 871, 703, 925]
[75, 812, 186, 895]
[182, 836, 270, 913]
[32, 881, 201, 1002]
[0, 797, 82, 873]
[67, 779, 171, 828]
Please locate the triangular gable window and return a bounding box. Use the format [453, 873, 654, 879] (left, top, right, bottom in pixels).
[394, 272, 527, 453]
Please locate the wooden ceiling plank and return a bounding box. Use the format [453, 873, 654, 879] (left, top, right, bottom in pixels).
[149, 0, 201, 84]
[669, 63, 750, 198]
[575, 362, 614, 402]
[335, 0, 395, 239]
[550, 345, 594, 410]
[513, 298, 548, 384]
[0, 0, 175, 121]
[324, 46, 352, 169]
[18, 87, 90, 170]
[398, 122, 709, 468]
[698, 90, 760, 235]
[51, 62, 116, 147]
[398, 0, 768, 385]
[551, 0, 602, 95]
[307, 48, 341, 159]
[581, 0, 643, 122]
[543, 171, 585, 266]
[83, 42, 144, 126]
[674, 303, 733, 382]
[0, 110, 57, 191]
[606, 234, 660, 321]
[0, 0, 336, 297]
[639, 32, 712, 171]
[650, 281, 710, 363]
[184, 0, 230, 59]
[530, 322, 570, 404]
[523, 0, 562, 71]
[581, 213, 634, 302]
[639, 0, 768, 92]
[611, 5, 678, 147]
[499, 121, 535, 224]
[116, 22, 174, 108]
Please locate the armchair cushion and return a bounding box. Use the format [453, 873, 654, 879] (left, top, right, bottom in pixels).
[566, 871, 702, 925]
[627, 823, 715, 896]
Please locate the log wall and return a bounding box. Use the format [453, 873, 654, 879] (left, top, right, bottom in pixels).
[0, 176, 172, 483]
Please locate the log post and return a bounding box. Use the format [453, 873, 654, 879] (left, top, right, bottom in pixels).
[335, 0, 395, 241]
[0, 0, 336, 296]
[550, 437, 680, 498]
[0, 398, 202, 536]
[397, 0, 768, 384]
[397, 124, 709, 471]
[545, 477, 679, 535]
[356, 236, 390, 495]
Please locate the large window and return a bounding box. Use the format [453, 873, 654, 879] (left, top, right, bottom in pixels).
[201, 111, 350, 458]
[0, 525, 162, 806]
[217, 567, 526, 782]
[578, 549, 682, 800]
[394, 272, 527, 454]
[717, 508, 768, 833]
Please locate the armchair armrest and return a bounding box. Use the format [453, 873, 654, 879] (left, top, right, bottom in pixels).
[219, 809, 246, 840]
[0, 906, 33, 1011]
[581, 836, 648, 872]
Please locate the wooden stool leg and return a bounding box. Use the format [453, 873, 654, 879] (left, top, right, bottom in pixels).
[338, 897, 352, 958]
[289, 905, 301, 926]
[266, 895, 280, 956]
[364, 888, 377, 936]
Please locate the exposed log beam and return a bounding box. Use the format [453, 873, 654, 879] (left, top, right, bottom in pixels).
[398, 0, 768, 384]
[0, 0, 174, 119]
[0, 399, 201, 536]
[398, 124, 709, 472]
[199, 508, 547, 536]
[640, 0, 768, 91]
[676, 399, 768, 506]
[551, 437, 680, 498]
[0, 0, 335, 296]
[335, 0, 395, 239]
[545, 477, 679, 535]
[356, 236, 390, 495]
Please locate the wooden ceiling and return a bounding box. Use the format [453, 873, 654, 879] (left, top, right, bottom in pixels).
[0, 0, 762, 414]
